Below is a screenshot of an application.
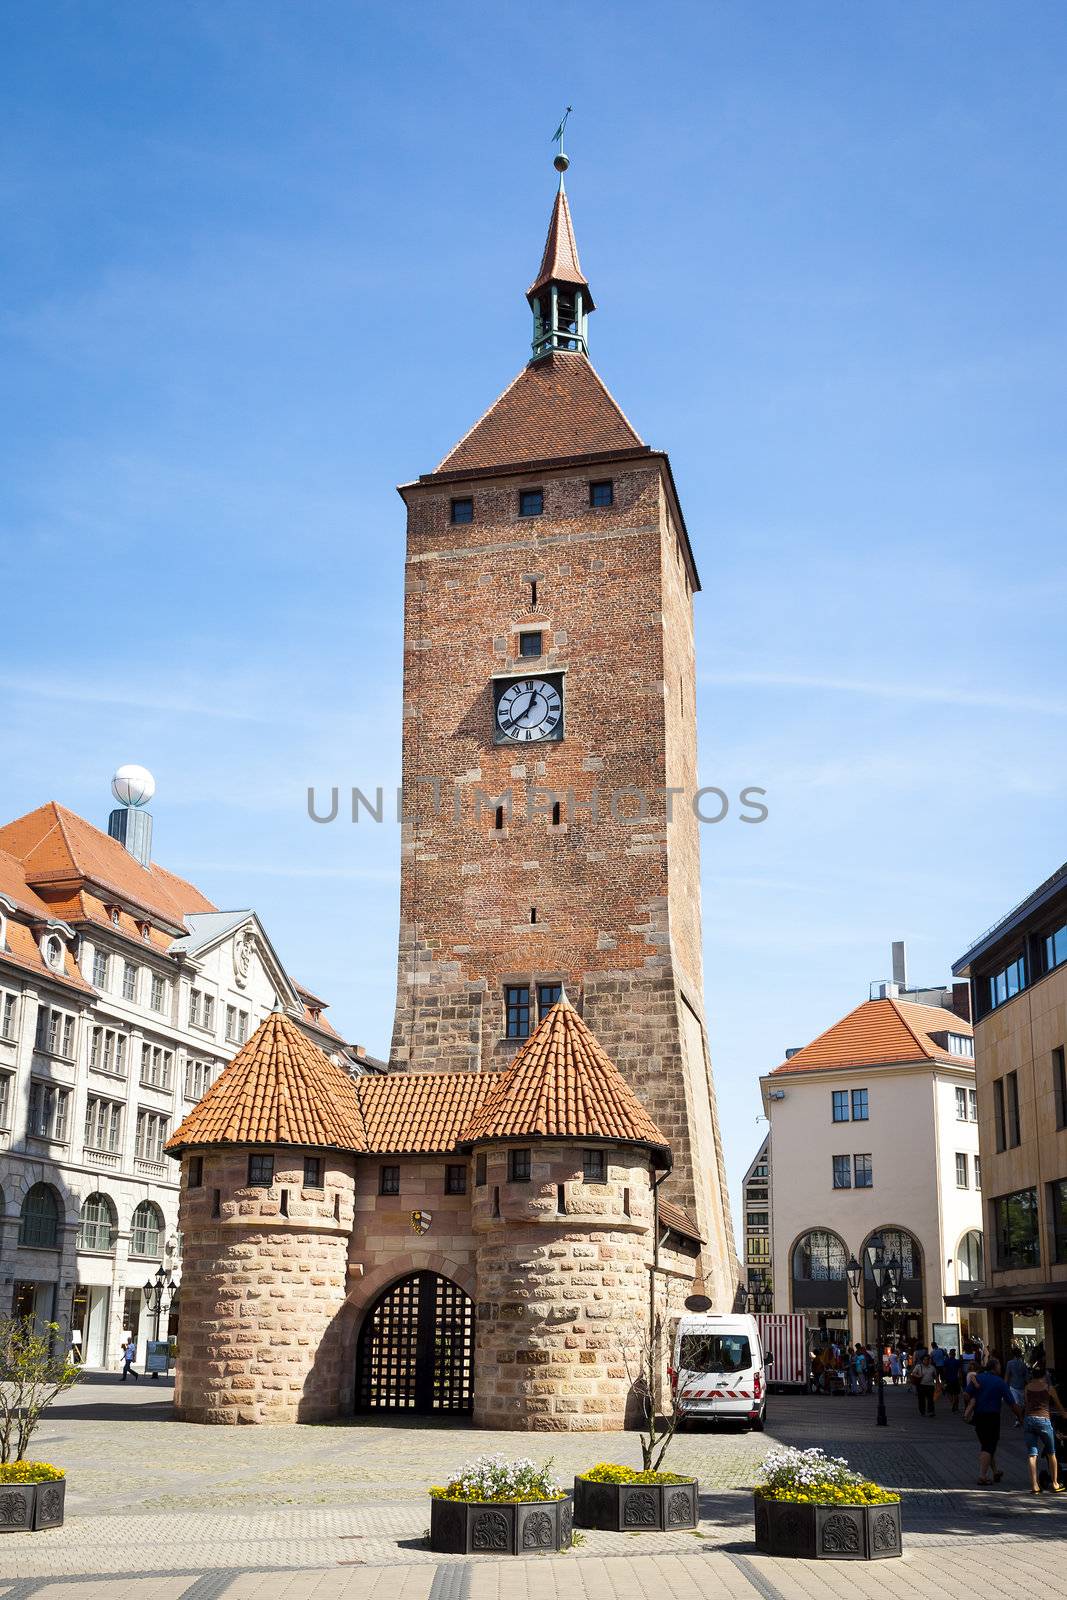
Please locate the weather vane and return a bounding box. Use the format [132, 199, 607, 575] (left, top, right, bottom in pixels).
[552, 106, 572, 174]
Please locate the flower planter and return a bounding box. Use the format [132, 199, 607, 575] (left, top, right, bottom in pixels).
[429, 1495, 572, 1555]
[753, 1493, 901, 1560]
[574, 1475, 699, 1532]
[0, 1477, 65, 1533]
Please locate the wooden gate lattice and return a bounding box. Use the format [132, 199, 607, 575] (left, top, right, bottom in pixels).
[357, 1271, 473, 1415]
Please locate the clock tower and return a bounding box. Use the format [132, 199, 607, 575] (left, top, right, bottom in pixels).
[391, 153, 736, 1303]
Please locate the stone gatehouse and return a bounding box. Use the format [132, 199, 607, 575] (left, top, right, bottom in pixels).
[167, 998, 702, 1427]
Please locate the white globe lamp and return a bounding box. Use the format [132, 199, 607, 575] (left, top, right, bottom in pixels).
[111, 764, 156, 809]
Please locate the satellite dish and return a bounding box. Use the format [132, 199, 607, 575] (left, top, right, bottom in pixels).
[111, 764, 156, 808]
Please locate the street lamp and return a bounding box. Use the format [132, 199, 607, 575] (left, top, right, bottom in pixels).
[142, 1264, 175, 1380]
[845, 1245, 903, 1428]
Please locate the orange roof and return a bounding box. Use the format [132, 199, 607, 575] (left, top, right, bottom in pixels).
[0, 803, 214, 930]
[771, 997, 974, 1076]
[527, 184, 593, 306]
[0, 848, 53, 918]
[358, 1070, 499, 1154]
[433, 352, 644, 475]
[460, 997, 670, 1160]
[659, 1199, 702, 1243]
[166, 1010, 366, 1154]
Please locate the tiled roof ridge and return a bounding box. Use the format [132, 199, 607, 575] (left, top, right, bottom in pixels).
[769, 996, 970, 1075]
[885, 995, 939, 1060]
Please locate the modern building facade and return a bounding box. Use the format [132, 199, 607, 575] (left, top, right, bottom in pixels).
[952, 863, 1067, 1368]
[389, 155, 736, 1306]
[741, 1137, 772, 1300]
[0, 788, 364, 1369]
[760, 970, 984, 1349]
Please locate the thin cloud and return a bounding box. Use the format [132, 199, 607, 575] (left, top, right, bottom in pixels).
[701, 670, 1067, 718]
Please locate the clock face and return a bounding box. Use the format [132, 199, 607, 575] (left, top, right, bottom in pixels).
[495, 677, 563, 743]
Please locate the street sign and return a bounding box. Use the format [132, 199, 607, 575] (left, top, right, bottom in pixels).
[145, 1339, 170, 1374]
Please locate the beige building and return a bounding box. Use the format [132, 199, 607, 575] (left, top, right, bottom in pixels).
[760, 978, 984, 1349]
[952, 864, 1067, 1368]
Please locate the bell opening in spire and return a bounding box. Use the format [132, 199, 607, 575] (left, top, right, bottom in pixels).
[527, 150, 594, 363]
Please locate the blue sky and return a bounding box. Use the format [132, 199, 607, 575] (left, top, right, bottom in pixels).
[3, 1, 1066, 1230]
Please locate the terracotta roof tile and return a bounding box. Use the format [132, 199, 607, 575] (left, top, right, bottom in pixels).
[527, 184, 592, 304]
[357, 1070, 500, 1154]
[433, 352, 643, 475]
[0, 803, 215, 929]
[659, 1199, 702, 1243]
[771, 998, 973, 1075]
[166, 1010, 366, 1154]
[459, 997, 669, 1159]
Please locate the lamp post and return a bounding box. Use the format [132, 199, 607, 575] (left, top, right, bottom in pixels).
[846, 1245, 902, 1428]
[142, 1264, 175, 1381]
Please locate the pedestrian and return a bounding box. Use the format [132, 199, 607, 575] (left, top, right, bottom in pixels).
[120, 1338, 139, 1382]
[943, 1348, 962, 1412]
[967, 1358, 1021, 1484]
[851, 1345, 867, 1396]
[1005, 1346, 1028, 1427]
[931, 1341, 947, 1374]
[912, 1351, 938, 1417]
[1022, 1360, 1066, 1495]
[889, 1348, 902, 1385]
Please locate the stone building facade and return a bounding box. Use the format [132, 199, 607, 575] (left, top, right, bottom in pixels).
[169, 1000, 701, 1427]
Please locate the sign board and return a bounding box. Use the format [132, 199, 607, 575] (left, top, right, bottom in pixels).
[933, 1321, 960, 1352]
[145, 1339, 170, 1374]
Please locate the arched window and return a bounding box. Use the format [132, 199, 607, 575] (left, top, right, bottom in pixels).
[45, 935, 63, 969]
[863, 1228, 921, 1280]
[957, 1230, 984, 1283]
[792, 1230, 847, 1281]
[130, 1200, 163, 1259]
[19, 1183, 61, 1248]
[77, 1193, 116, 1253]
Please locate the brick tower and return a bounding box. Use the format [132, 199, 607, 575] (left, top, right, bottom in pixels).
[391, 150, 736, 1304]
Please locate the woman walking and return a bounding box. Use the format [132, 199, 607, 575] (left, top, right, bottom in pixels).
[912, 1351, 938, 1417]
[1022, 1361, 1066, 1495]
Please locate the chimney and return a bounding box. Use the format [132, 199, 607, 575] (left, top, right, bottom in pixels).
[891, 940, 908, 989]
[107, 765, 156, 868]
[952, 981, 973, 1024]
[354, 1044, 366, 1059]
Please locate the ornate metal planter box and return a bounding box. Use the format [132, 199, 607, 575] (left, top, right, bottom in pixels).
[753, 1493, 901, 1559]
[0, 1477, 65, 1533]
[429, 1495, 572, 1555]
[573, 1475, 699, 1532]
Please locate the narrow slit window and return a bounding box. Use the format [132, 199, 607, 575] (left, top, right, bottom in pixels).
[557, 1183, 566, 1214]
[551, 801, 561, 826]
[530, 907, 537, 924]
[494, 805, 505, 831]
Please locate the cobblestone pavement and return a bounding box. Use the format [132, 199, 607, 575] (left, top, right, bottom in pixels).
[1, 1375, 1064, 1597]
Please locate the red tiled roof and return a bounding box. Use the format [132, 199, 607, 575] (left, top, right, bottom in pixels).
[460, 997, 669, 1159]
[0, 848, 94, 993]
[527, 184, 593, 306]
[357, 1070, 500, 1154]
[0, 803, 215, 930]
[771, 998, 973, 1075]
[166, 1010, 366, 1154]
[659, 1199, 702, 1243]
[433, 352, 644, 475]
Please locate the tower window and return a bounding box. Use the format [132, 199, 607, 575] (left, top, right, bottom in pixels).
[476, 1153, 487, 1186]
[530, 907, 537, 925]
[508, 1147, 531, 1182]
[505, 985, 531, 1038]
[519, 489, 544, 518]
[303, 1156, 323, 1189]
[519, 630, 542, 658]
[583, 1149, 606, 1183]
[589, 480, 614, 508]
[247, 1154, 274, 1187]
[379, 1164, 400, 1196]
[445, 1163, 467, 1195]
[494, 805, 505, 831]
[450, 497, 473, 524]
[551, 801, 562, 827]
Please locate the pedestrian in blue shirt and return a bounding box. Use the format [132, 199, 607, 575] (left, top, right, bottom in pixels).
[967, 1359, 1021, 1484]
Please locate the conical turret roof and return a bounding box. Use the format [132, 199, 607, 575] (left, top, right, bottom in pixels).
[459, 996, 670, 1164]
[527, 183, 594, 308]
[165, 1009, 367, 1154]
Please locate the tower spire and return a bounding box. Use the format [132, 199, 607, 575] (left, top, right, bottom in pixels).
[527, 114, 594, 362]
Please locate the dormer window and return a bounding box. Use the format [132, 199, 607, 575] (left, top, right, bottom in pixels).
[45, 936, 63, 970]
[109, 906, 120, 928]
[140, 922, 151, 941]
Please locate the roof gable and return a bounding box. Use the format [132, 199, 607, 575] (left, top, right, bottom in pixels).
[459, 997, 669, 1159]
[433, 352, 644, 475]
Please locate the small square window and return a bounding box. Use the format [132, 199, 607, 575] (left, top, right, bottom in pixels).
[304, 1156, 323, 1188]
[506, 985, 531, 1039]
[188, 1155, 203, 1188]
[831, 1090, 849, 1123]
[851, 1088, 868, 1121]
[475, 1153, 487, 1186]
[248, 1153, 274, 1187]
[379, 1164, 400, 1196]
[519, 630, 542, 658]
[537, 982, 562, 1016]
[589, 480, 614, 508]
[583, 1149, 606, 1183]
[519, 489, 543, 518]
[451, 497, 473, 524]
[446, 1163, 467, 1195]
[508, 1147, 531, 1182]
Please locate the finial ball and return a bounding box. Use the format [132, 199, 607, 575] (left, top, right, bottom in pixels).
[553, 152, 570, 174]
[111, 763, 156, 808]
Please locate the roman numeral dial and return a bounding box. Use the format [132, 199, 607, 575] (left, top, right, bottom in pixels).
[494, 676, 563, 743]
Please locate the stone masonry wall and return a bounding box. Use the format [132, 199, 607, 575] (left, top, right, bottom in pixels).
[174, 1148, 356, 1424]
[471, 1141, 656, 1430]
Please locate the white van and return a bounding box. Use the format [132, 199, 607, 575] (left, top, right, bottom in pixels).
[670, 1312, 769, 1430]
